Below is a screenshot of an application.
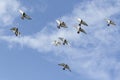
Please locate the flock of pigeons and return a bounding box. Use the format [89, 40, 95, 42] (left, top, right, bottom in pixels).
[10, 9, 116, 72]
[10, 9, 32, 36]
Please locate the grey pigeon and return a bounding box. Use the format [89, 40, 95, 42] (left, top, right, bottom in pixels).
[58, 37, 69, 45]
[74, 26, 87, 34]
[19, 9, 32, 20]
[105, 19, 116, 26]
[77, 18, 88, 26]
[52, 40, 61, 46]
[58, 63, 71, 72]
[56, 20, 67, 29]
[10, 27, 20, 36]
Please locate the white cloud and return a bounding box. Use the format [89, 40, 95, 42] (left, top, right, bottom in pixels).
[0, 0, 24, 26]
[0, 0, 120, 80]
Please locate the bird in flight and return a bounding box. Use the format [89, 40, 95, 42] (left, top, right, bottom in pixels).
[56, 20, 67, 29]
[58, 63, 71, 72]
[74, 26, 87, 34]
[19, 9, 32, 20]
[77, 18, 88, 26]
[10, 27, 20, 36]
[52, 40, 61, 46]
[105, 19, 116, 26]
[58, 37, 70, 46]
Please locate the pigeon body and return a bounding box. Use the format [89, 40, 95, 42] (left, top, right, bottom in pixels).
[77, 18, 88, 26]
[105, 19, 116, 26]
[58, 37, 69, 45]
[10, 27, 20, 36]
[58, 63, 71, 72]
[52, 40, 61, 46]
[19, 9, 32, 20]
[74, 26, 87, 34]
[56, 20, 67, 29]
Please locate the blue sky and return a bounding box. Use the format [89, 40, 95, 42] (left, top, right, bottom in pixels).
[0, 0, 120, 80]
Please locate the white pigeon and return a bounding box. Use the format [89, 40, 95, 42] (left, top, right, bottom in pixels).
[58, 37, 69, 46]
[56, 20, 67, 29]
[19, 9, 32, 20]
[74, 26, 87, 34]
[105, 19, 116, 26]
[52, 40, 61, 46]
[10, 27, 20, 36]
[58, 63, 71, 72]
[77, 18, 88, 26]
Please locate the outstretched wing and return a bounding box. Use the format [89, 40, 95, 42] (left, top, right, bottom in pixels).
[56, 20, 61, 25]
[58, 63, 65, 66]
[77, 18, 82, 22]
[58, 37, 64, 41]
[66, 65, 71, 72]
[19, 9, 24, 15]
[10, 27, 17, 32]
[24, 14, 32, 20]
[10, 27, 17, 30]
[80, 28, 87, 34]
[82, 21, 88, 26]
[61, 22, 67, 28]
[52, 40, 61, 46]
[110, 21, 116, 26]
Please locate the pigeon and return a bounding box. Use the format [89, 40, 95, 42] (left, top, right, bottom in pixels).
[19, 9, 32, 20]
[56, 20, 67, 29]
[10, 27, 20, 36]
[77, 18, 88, 26]
[105, 19, 116, 26]
[52, 40, 61, 46]
[58, 37, 69, 45]
[58, 63, 71, 72]
[74, 26, 87, 34]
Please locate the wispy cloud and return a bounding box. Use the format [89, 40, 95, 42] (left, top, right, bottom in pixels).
[0, 0, 120, 80]
[0, 0, 24, 26]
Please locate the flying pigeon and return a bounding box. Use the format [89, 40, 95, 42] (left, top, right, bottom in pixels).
[19, 9, 32, 20]
[52, 40, 61, 46]
[10, 27, 20, 36]
[77, 18, 88, 26]
[58, 37, 69, 45]
[74, 26, 87, 34]
[58, 63, 71, 72]
[56, 20, 67, 29]
[105, 19, 116, 26]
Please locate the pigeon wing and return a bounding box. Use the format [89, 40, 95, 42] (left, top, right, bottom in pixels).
[10, 27, 16, 31]
[59, 37, 64, 41]
[57, 41, 61, 45]
[56, 20, 61, 25]
[52, 40, 61, 46]
[58, 63, 65, 66]
[61, 22, 67, 28]
[24, 14, 32, 20]
[10, 27, 17, 33]
[66, 65, 71, 72]
[110, 21, 116, 25]
[77, 18, 82, 22]
[19, 9, 24, 15]
[80, 28, 87, 34]
[82, 21, 88, 26]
